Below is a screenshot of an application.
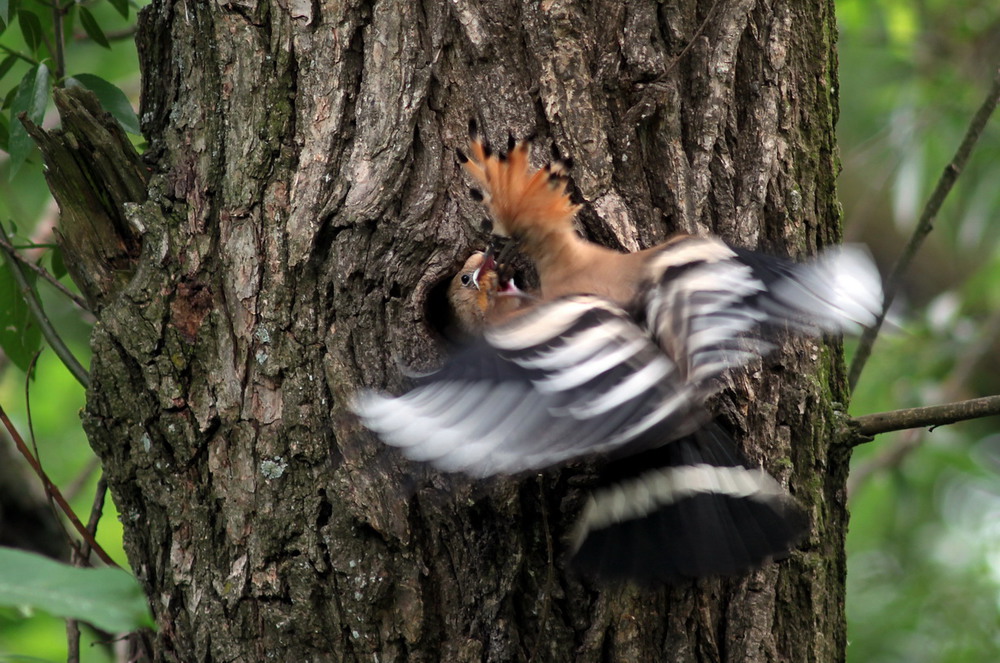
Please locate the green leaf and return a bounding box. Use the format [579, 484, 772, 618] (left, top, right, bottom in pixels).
[0, 655, 60, 663]
[0, 114, 8, 152]
[0, 54, 17, 83]
[107, 0, 129, 20]
[2, 84, 17, 110]
[78, 7, 110, 49]
[7, 63, 48, 177]
[0, 0, 11, 26]
[0, 547, 153, 633]
[66, 74, 140, 135]
[49, 245, 66, 280]
[16, 9, 41, 54]
[0, 253, 41, 372]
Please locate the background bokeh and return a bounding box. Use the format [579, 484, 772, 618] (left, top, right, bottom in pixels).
[1, 0, 998, 660]
[839, 1, 1000, 661]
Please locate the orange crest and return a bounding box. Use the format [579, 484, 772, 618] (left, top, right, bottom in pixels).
[459, 128, 580, 240]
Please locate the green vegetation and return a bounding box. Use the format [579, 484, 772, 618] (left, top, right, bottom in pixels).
[0, 1, 146, 660]
[0, 0, 998, 660]
[840, 1, 1000, 661]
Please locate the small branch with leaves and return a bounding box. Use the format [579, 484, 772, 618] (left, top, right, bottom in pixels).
[0, 231, 91, 388]
[0, 231, 90, 311]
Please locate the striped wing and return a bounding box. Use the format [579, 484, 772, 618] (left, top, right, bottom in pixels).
[644, 238, 883, 387]
[352, 296, 706, 477]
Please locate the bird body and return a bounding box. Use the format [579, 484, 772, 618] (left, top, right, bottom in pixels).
[536, 240, 650, 304]
[459, 133, 657, 305]
[353, 127, 884, 582]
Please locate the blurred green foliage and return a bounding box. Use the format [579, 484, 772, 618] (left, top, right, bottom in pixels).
[0, 0, 998, 661]
[0, 1, 144, 661]
[839, 1, 1000, 661]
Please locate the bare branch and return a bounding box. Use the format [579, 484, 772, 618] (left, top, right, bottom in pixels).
[848, 66, 1000, 390]
[78, 474, 109, 564]
[23, 352, 78, 554]
[0, 232, 91, 389]
[0, 402, 117, 567]
[67, 619, 81, 663]
[50, 0, 66, 83]
[67, 476, 108, 663]
[849, 308, 1000, 497]
[852, 394, 1000, 440]
[0, 220, 90, 312]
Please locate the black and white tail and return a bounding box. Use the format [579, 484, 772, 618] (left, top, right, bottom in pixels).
[570, 424, 807, 581]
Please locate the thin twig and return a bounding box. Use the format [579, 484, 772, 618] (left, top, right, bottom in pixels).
[852, 394, 1000, 440]
[25, 351, 42, 467]
[0, 230, 91, 389]
[848, 67, 1000, 389]
[51, 0, 66, 82]
[69, 474, 112, 663]
[78, 474, 109, 564]
[0, 232, 90, 311]
[23, 351, 74, 547]
[0, 43, 38, 65]
[0, 402, 117, 567]
[850, 291, 1000, 495]
[67, 619, 81, 663]
[21, 350, 78, 555]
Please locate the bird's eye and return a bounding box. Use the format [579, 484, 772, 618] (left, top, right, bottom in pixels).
[461, 274, 472, 286]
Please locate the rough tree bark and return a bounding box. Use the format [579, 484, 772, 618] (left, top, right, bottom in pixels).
[37, 0, 849, 661]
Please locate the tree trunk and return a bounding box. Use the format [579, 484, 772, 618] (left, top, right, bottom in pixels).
[42, 0, 848, 660]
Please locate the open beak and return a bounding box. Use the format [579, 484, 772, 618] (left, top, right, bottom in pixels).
[470, 244, 497, 290]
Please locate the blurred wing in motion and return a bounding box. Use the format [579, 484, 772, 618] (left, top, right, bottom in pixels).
[644, 237, 883, 386]
[352, 296, 709, 477]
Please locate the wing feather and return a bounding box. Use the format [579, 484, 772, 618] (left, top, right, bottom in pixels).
[644, 238, 883, 388]
[352, 296, 704, 476]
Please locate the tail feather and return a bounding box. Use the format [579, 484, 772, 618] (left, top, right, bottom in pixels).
[570, 425, 807, 582]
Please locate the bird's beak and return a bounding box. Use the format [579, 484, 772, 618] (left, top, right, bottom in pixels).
[471, 245, 498, 290]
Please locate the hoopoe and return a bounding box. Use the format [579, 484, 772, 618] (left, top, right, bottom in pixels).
[352, 125, 883, 582]
[446, 247, 533, 336]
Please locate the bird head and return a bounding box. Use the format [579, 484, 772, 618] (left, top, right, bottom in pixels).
[447, 247, 524, 335]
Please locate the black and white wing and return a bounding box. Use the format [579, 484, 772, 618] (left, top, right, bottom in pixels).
[351, 296, 706, 477]
[644, 237, 883, 386]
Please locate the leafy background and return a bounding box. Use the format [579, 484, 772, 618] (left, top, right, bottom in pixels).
[0, 1, 145, 660]
[0, 0, 998, 661]
[840, 1, 1000, 661]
